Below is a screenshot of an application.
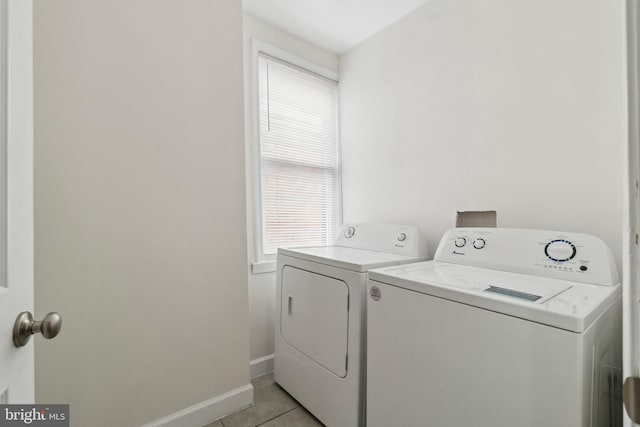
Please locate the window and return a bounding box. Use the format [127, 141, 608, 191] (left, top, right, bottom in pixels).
[256, 51, 341, 259]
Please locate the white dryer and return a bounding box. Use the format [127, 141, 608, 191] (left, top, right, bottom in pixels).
[274, 223, 428, 427]
[367, 228, 622, 427]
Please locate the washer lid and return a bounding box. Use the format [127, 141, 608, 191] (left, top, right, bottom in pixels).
[368, 261, 620, 333]
[279, 246, 427, 272]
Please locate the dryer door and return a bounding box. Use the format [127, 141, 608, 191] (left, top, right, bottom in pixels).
[281, 266, 349, 377]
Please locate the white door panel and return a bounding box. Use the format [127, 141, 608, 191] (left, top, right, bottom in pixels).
[281, 266, 349, 377]
[625, 0, 640, 425]
[0, 0, 34, 403]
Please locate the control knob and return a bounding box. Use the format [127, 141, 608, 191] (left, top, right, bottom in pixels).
[473, 238, 486, 249]
[454, 237, 466, 248]
[344, 226, 355, 239]
[544, 239, 576, 262]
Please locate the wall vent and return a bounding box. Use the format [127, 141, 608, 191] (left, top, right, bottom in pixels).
[456, 211, 497, 228]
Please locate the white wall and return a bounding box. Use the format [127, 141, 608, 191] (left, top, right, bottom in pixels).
[33, 1, 250, 426]
[340, 0, 627, 269]
[242, 14, 339, 364]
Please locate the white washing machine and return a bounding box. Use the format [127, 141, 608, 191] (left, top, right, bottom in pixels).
[274, 223, 428, 427]
[367, 228, 622, 427]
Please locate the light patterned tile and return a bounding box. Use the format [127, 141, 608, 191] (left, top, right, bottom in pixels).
[258, 407, 324, 427]
[251, 373, 276, 389]
[220, 380, 298, 427]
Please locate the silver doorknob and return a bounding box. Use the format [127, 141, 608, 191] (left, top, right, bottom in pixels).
[13, 311, 62, 347]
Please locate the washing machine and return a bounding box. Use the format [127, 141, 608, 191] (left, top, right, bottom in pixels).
[366, 228, 622, 427]
[274, 223, 428, 427]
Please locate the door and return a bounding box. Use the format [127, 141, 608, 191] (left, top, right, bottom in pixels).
[281, 266, 350, 377]
[626, 0, 640, 425]
[0, 0, 34, 403]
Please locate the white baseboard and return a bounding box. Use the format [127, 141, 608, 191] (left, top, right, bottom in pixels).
[250, 354, 274, 378]
[143, 383, 253, 427]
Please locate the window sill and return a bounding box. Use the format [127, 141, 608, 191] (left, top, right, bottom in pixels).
[251, 260, 276, 275]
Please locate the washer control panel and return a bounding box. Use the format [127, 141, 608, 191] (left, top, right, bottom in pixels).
[434, 228, 618, 286]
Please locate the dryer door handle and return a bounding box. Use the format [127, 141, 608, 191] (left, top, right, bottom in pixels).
[288, 295, 293, 316]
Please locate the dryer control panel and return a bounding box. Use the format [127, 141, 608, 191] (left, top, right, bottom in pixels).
[434, 228, 618, 286]
[335, 223, 429, 258]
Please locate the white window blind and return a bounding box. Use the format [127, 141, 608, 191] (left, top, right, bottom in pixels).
[258, 52, 340, 256]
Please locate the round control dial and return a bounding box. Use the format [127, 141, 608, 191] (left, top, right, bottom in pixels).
[544, 239, 576, 262]
[397, 233, 407, 242]
[344, 226, 355, 239]
[454, 237, 466, 248]
[472, 238, 486, 249]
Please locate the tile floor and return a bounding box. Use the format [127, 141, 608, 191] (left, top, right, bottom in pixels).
[202, 373, 324, 427]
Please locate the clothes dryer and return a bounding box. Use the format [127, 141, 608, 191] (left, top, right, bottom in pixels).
[274, 223, 428, 427]
[367, 228, 621, 427]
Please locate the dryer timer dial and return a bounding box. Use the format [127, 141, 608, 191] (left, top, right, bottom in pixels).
[344, 226, 356, 239]
[544, 239, 576, 262]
